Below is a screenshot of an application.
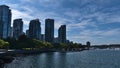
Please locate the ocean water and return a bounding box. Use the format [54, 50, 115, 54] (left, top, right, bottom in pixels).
[4, 49, 120, 68]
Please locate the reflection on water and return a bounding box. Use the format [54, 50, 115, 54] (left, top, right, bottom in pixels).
[4, 52, 67, 68]
[4, 50, 120, 68]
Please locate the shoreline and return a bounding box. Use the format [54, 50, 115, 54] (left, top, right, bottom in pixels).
[0, 48, 86, 64]
[0, 48, 119, 64]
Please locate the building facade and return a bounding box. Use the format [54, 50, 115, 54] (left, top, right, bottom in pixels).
[58, 25, 66, 43]
[13, 19, 23, 39]
[41, 34, 45, 42]
[10, 27, 13, 37]
[28, 19, 41, 40]
[26, 29, 29, 37]
[45, 19, 54, 43]
[0, 5, 11, 38]
[54, 37, 59, 43]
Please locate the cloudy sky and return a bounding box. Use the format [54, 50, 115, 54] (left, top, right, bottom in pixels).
[0, 0, 120, 45]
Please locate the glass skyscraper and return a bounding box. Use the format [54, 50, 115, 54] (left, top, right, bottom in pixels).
[58, 25, 66, 43]
[0, 5, 11, 39]
[28, 19, 41, 40]
[45, 19, 54, 43]
[13, 19, 23, 39]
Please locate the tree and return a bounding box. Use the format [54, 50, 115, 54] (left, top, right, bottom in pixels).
[44, 42, 53, 49]
[0, 39, 9, 49]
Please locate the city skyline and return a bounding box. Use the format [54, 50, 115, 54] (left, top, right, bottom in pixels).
[0, 0, 120, 45]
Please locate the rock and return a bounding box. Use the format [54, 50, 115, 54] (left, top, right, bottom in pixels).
[0, 56, 14, 64]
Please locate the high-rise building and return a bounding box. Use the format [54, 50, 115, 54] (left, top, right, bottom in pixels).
[41, 34, 45, 42]
[26, 29, 29, 37]
[45, 19, 54, 43]
[10, 27, 13, 37]
[58, 25, 66, 43]
[13, 19, 23, 39]
[0, 5, 11, 39]
[86, 41, 91, 47]
[28, 19, 41, 40]
[54, 37, 59, 43]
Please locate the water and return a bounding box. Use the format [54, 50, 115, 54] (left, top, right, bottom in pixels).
[3, 49, 120, 68]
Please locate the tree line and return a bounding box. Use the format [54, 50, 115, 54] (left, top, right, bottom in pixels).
[0, 35, 87, 50]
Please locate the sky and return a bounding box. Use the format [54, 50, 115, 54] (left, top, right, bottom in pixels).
[0, 0, 120, 45]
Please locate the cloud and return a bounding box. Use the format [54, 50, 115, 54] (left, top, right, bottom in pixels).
[101, 28, 120, 36]
[12, 9, 33, 24]
[38, 0, 63, 7]
[2, 0, 120, 44]
[80, 28, 120, 37]
[20, 0, 63, 8]
[20, 0, 32, 3]
[11, 9, 34, 32]
[69, 28, 120, 44]
[67, 18, 97, 31]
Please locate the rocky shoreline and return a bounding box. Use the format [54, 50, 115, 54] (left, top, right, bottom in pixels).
[0, 56, 14, 64]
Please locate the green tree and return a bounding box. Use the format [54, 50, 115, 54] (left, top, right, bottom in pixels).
[44, 42, 53, 49]
[0, 39, 9, 49]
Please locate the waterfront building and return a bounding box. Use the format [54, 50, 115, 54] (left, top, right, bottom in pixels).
[54, 37, 59, 43]
[13, 19, 23, 39]
[86, 41, 91, 47]
[28, 19, 41, 40]
[45, 19, 54, 43]
[26, 29, 29, 37]
[10, 27, 13, 37]
[66, 40, 70, 44]
[41, 34, 45, 42]
[0, 5, 11, 38]
[58, 25, 66, 43]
